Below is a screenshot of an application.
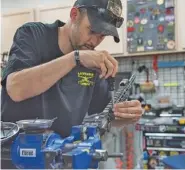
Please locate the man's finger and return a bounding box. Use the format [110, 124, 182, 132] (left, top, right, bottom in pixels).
[114, 112, 141, 118]
[99, 63, 107, 78]
[104, 59, 114, 78]
[102, 51, 118, 77]
[115, 107, 143, 115]
[114, 100, 141, 108]
[106, 54, 118, 77]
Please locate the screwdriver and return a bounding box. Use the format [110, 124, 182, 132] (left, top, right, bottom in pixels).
[91, 67, 115, 107]
[107, 77, 115, 108]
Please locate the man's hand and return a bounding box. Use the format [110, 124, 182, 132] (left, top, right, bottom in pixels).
[112, 100, 143, 127]
[79, 50, 118, 79]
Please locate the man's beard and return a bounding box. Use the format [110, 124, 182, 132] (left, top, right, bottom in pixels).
[69, 25, 95, 51]
[69, 37, 94, 51]
[69, 41, 86, 51]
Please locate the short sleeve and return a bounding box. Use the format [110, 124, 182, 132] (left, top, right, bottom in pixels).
[1, 25, 41, 86]
[88, 77, 111, 115]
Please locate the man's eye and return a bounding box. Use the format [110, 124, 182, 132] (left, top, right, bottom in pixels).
[89, 29, 96, 34]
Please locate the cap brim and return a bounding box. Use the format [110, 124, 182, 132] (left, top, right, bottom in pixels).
[87, 9, 120, 43]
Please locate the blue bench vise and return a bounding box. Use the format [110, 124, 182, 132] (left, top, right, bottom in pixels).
[1, 121, 123, 169]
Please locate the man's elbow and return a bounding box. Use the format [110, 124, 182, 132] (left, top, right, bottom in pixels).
[6, 74, 24, 102]
[7, 85, 24, 102]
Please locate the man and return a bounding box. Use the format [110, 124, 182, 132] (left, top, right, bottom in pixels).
[1, 0, 143, 138]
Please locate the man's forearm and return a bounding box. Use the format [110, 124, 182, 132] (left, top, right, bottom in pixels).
[7, 52, 76, 102]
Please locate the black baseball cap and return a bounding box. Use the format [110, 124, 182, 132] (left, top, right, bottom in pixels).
[73, 0, 124, 43]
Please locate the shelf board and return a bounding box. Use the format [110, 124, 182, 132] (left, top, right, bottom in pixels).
[113, 50, 185, 58]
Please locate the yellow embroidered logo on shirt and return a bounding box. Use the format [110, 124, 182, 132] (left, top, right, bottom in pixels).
[78, 72, 94, 86]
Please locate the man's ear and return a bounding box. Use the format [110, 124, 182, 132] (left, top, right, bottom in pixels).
[70, 7, 80, 22]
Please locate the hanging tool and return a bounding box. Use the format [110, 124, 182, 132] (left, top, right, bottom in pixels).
[137, 65, 155, 93]
[158, 61, 185, 68]
[163, 82, 179, 87]
[152, 55, 159, 92]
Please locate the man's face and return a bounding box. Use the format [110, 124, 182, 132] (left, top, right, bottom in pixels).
[70, 9, 105, 50]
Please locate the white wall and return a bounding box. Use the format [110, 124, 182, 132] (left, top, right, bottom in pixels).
[1, 0, 75, 13]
